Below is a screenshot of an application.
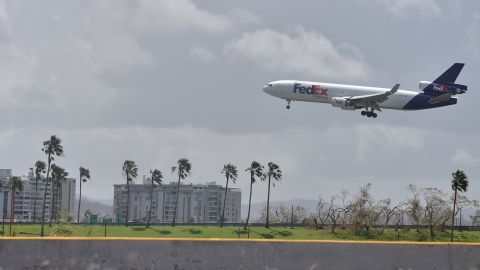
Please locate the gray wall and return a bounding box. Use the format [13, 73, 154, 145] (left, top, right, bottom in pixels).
[0, 239, 479, 270]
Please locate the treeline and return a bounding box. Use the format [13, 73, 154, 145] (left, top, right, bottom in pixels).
[257, 181, 479, 240]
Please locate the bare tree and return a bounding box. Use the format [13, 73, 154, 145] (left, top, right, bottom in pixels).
[326, 196, 344, 233]
[276, 204, 291, 224]
[470, 209, 480, 226]
[377, 199, 406, 234]
[315, 195, 329, 229]
[347, 183, 376, 233]
[423, 188, 451, 239]
[292, 206, 307, 224]
[407, 184, 423, 233]
[443, 194, 477, 231]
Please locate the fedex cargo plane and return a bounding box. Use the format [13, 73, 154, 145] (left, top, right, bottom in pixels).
[263, 63, 467, 118]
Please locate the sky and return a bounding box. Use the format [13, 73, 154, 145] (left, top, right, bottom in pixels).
[0, 0, 479, 205]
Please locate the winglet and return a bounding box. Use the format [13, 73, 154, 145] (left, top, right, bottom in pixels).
[389, 84, 400, 94]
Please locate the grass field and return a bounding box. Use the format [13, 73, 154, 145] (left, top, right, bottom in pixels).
[1, 224, 480, 242]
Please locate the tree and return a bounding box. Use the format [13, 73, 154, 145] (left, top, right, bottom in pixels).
[407, 184, 422, 233]
[122, 160, 138, 227]
[450, 170, 469, 242]
[263, 162, 282, 228]
[347, 183, 375, 233]
[326, 195, 346, 233]
[50, 164, 68, 222]
[314, 196, 325, 229]
[259, 204, 290, 224]
[33, 161, 46, 224]
[147, 169, 163, 228]
[171, 158, 191, 227]
[77, 167, 90, 223]
[244, 161, 264, 230]
[40, 135, 64, 237]
[423, 188, 450, 240]
[220, 164, 238, 227]
[8, 177, 24, 236]
[292, 206, 308, 224]
[83, 209, 92, 223]
[377, 199, 406, 234]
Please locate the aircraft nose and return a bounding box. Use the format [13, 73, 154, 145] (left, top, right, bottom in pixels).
[263, 83, 273, 94]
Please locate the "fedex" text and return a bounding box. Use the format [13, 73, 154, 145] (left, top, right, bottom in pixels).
[293, 83, 328, 96]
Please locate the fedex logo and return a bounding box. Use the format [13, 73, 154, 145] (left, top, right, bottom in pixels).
[433, 84, 449, 93]
[293, 83, 328, 96]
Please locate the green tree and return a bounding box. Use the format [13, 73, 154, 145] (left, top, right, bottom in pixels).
[220, 163, 238, 227]
[77, 167, 91, 223]
[41, 135, 64, 237]
[263, 162, 282, 228]
[171, 158, 192, 227]
[147, 169, 163, 228]
[50, 165, 68, 222]
[122, 160, 138, 227]
[244, 161, 264, 230]
[451, 170, 469, 242]
[33, 161, 46, 224]
[8, 176, 24, 236]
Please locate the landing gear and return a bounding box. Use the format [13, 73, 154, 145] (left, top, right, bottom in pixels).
[361, 110, 377, 118]
[286, 100, 291, 110]
[360, 103, 380, 118]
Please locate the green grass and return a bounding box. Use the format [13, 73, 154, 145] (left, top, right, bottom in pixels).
[2, 224, 480, 242]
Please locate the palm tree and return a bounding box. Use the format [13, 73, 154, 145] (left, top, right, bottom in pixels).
[122, 160, 138, 227]
[220, 164, 238, 227]
[244, 161, 264, 230]
[77, 167, 91, 223]
[50, 165, 68, 222]
[40, 135, 64, 237]
[146, 169, 163, 228]
[8, 176, 24, 236]
[263, 162, 282, 228]
[171, 158, 192, 227]
[451, 170, 469, 242]
[33, 161, 46, 224]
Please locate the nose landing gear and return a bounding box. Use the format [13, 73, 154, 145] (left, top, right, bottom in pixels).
[286, 100, 291, 110]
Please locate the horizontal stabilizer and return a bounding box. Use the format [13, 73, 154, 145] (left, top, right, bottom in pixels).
[428, 93, 453, 104]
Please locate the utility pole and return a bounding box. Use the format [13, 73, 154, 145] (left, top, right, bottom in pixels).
[290, 204, 294, 228]
[1, 215, 4, 237]
[459, 207, 462, 232]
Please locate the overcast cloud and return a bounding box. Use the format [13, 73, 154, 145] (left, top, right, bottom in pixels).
[1, 0, 479, 205]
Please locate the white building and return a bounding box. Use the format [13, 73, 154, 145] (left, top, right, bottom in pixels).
[0, 168, 75, 222]
[113, 181, 241, 224]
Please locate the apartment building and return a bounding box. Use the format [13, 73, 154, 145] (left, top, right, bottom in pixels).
[113, 181, 241, 224]
[0, 168, 75, 222]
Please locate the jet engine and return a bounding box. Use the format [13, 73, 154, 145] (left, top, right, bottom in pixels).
[331, 97, 355, 110]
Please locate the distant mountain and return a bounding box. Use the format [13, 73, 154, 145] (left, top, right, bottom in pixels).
[75, 196, 113, 218]
[241, 199, 317, 220]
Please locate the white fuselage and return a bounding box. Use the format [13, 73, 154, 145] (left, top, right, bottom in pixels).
[263, 80, 419, 110]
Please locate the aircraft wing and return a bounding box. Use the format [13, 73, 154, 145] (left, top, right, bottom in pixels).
[348, 84, 400, 104]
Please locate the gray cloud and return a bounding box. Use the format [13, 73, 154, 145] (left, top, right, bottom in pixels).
[365, 0, 442, 18]
[224, 26, 371, 80]
[466, 13, 480, 57]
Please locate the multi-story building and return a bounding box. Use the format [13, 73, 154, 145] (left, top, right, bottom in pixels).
[113, 181, 241, 224]
[0, 168, 75, 222]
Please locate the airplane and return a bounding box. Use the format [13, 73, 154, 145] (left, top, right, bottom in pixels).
[262, 63, 467, 118]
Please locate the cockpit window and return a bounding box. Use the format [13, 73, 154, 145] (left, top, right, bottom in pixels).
[267, 83, 273, 87]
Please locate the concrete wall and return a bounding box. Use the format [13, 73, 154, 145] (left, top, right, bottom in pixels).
[0, 239, 479, 270]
